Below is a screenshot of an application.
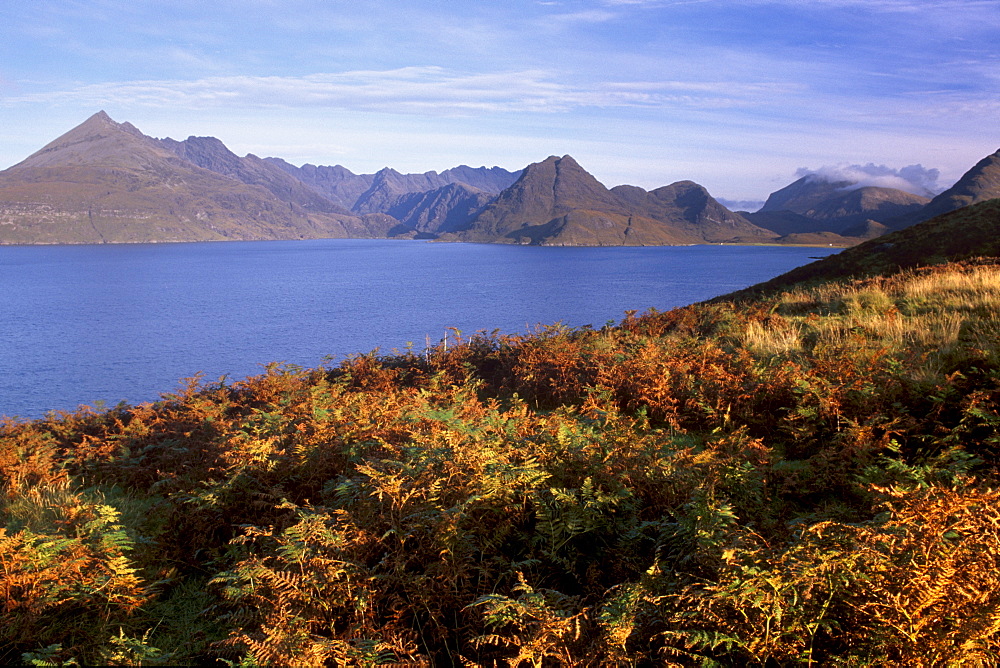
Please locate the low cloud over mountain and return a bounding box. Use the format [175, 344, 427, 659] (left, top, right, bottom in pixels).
[794, 163, 943, 197]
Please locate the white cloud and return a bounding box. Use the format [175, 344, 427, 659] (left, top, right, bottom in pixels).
[794, 163, 943, 196]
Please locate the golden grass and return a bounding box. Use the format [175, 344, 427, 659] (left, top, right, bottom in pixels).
[772, 263, 1000, 367]
[741, 318, 803, 355]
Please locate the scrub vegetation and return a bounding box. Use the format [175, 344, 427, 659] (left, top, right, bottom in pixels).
[3, 257, 1000, 665]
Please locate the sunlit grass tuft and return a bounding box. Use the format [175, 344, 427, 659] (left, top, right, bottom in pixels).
[741, 319, 803, 356]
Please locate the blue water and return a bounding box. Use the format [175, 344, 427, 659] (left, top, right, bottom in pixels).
[0, 240, 838, 419]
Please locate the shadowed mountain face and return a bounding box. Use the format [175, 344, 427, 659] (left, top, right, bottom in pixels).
[446, 155, 776, 246]
[804, 187, 929, 229]
[0, 112, 395, 243]
[384, 183, 494, 236]
[840, 219, 890, 240]
[265, 158, 520, 213]
[759, 176, 856, 214]
[353, 166, 521, 215]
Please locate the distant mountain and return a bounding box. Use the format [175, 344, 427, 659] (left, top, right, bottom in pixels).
[446, 155, 667, 245]
[7, 111, 990, 249]
[3, 114, 759, 247]
[437, 165, 522, 194]
[266, 159, 520, 214]
[758, 176, 856, 215]
[444, 155, 775, 246]
[748, 174, 929, 236]
[263, 159, 376, 211]
[384, 183, 494, 236]
[804, 187, 929, 230]
[0, 112, 394, 244]
[354, 168, 438, 215]
[354, 165, 521, 215]
[890, 149, 1000, 229]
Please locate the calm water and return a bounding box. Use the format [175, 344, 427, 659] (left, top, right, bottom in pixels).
[0, 240, 838, 419]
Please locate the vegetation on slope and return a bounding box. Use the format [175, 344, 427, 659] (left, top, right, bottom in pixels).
[734, 198, 1000, 297]
[3, 259, 1000, 665]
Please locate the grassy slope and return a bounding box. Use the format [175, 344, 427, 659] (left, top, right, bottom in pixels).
[2, 210, 1000, 664]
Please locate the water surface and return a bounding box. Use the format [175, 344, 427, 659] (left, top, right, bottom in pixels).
[0, 240, 838, 418]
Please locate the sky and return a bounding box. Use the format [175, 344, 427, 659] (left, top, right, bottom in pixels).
[1, 0, 998, 205]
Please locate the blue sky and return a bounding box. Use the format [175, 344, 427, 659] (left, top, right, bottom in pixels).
[1, 0, 998, 204]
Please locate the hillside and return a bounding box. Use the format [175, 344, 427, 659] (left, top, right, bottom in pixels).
[729, 197, 1000, 298]
[263, 158, 377, 210]
[157, 135, 355, 216]
[4, 193, 1000, 663]
[611, 180, 778, 243]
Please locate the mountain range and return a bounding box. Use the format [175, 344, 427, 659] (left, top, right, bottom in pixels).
[0, 111, 997, 246]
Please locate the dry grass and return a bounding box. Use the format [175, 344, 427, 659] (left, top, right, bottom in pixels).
[772, 263, 1000, 373]
[741, 318, 803, 355]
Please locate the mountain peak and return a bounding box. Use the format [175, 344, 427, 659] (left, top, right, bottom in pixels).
[60, 110, 121, 137]
[759, 175, 854, 214]
[532, 154, 579, 168]
[13, 110, 163, 170]
[73, 110, 143, 138]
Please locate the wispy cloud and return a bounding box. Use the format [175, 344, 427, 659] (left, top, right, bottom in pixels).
[545, 9, 619, 22]
[602, 0, 998, 10]
[601, 0, 710, 6]
[0, 67, 796, 115]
